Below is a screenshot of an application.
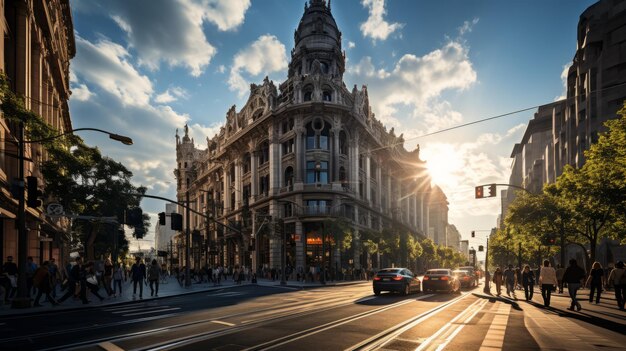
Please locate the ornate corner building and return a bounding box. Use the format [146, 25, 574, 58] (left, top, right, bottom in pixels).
[0, 1, 75, 265]
[175, 0, 448, 273]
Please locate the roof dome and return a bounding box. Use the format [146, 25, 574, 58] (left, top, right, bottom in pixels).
[294, 0, 341, 54]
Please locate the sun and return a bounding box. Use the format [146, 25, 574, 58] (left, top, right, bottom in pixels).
[422, 144, 465, 190]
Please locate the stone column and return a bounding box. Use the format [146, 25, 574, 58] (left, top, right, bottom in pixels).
[295, 220, 305, 272]
[295, 127, 305, 183]
[251, 152, 259, 199]
[234, 159, 242, 209]
[269, 125, 281, 193]
[365, 153, 371, 202]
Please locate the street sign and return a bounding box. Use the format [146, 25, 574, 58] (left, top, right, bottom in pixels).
[46, 203, 64, 216]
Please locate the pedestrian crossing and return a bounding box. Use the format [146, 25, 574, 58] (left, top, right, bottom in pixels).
[102, 303, 181, 317]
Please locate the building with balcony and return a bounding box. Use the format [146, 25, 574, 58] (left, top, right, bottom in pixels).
[174, 0, 448, 274]
[0, 1, 75, 267]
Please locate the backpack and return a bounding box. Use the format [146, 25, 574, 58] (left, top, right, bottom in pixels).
[619, 269, 626, 286]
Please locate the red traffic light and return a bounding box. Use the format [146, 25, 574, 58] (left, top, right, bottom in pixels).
[475, 186, 484, 199]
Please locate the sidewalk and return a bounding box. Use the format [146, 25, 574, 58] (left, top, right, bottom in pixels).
[0, 276, 369, 317]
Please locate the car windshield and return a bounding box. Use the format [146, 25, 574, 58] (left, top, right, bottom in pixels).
[452, 271, 467, 276]
[427, 270, 449, 275]
[377, 269, 401, 274]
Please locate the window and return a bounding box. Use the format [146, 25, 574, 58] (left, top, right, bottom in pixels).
[284, 203, 293, 217]
[323, 91, 332, 102]
[284, 167, 294, 187]
[339, 131, 348, 155]
[282, 139, 294, 155]
[370, 160, 377, 175]
[320, 62, 329, 74]
[230, 191, 235, 211]
[339, 167, 347, 187]
[282, 118, 294, 133]
[305, 200, 331, 215]
[306, 161, 328, 184]
[259, 141, 270, 165]
[304, 91, 313, 102]
[242, 153, 251, 174]
[259, 174, 270, 195]
[359, 155, 364, 169]
[305, 119, 330, 150]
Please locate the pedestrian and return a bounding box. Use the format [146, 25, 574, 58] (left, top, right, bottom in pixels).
[103, 258, 114, 297]
[563, 258, 586, 311]
[33, 261, 58, 306]
[131, 257, 146, 299]
[112, 263, 124, 297]
[58, 257, 89, 304]
[539, 260, 557, 307]
[84, 262, 105, 302]
[504, 264, 517, 298]
[25, 256, 37, 296]
[148, 259, 160, 297]
[2, 256, 18, 303]
[48, 258, 60, 299]
[607, 261, 626, 310]
[585, 261, 605, 304]
[555, 264, 565, 294]
[522, 265, 535, 301]
[492, 267, 503, 296]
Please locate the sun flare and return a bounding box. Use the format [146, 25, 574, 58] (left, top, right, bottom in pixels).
[422, 144, 465, 190]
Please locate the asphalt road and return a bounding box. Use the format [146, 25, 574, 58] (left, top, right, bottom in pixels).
[1, 283, 624, 351]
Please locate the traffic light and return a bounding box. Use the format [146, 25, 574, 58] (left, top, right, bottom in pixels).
[471, 230, 475, 238]
[171, 213, 183, 231]
[158, 212, 166, 225]
[475, 186, 484, 199]
[26, 176, 43, 208]
[478, 245, 484, 252]
[125, 208, 143, 227]
[488, 184, 497, 197]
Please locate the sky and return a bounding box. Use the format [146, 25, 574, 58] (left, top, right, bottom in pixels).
[67, 0, 598, 254]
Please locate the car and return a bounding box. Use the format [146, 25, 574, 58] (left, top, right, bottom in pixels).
[452, 270, 474, 288]
[422, 269, 461, 293]
[373, 268, 421, 296]
[457, 266, 478, 287]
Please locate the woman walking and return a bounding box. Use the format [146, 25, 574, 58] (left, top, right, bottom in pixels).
[539, 260, 557, 307]
[492, 267, 503, 296]
[586, 261, 604, 304]
[148, 259, 161, 297]
[522, 265, 535, 301]
[607, 261, 625, 310]
[112, 263, 124, 297]
[563, 258, 586, 311]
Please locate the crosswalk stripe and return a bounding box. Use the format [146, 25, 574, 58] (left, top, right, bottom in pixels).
[479, 303, 511, 351]
[98, 341, 125, 351]
[122, 307, 181, 317]
[111, 306, 169, 314]
[208, 292, 245, 297]
[211, 320, 235, 326]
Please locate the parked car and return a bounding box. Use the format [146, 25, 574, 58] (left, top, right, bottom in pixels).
[373, 268, 421, 296]
[422, 269, 461, 293]
[452, 270, 474, 288]
[457, 266, 478, 287]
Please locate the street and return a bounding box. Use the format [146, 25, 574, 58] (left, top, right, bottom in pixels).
[1, 281, 624, 351]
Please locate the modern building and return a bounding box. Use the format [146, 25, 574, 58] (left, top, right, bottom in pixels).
[501, 0, 626, 265]
[0, 1, 75, 267]
[446, 224, 461, 251]
[154, 203, 178, 253]
[174, 0, 451, 274]
[428, 185, 448, 245]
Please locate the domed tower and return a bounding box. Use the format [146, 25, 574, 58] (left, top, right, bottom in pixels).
[289, 0, 344, 79]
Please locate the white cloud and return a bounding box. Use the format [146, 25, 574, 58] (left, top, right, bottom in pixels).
[72, 36, 153, 106]
[85, 0, 238, 77]
[505, 123, 526, 138]
[71, 84, 94, 102]
[555, 62, 572, 101]
[360, 0, 404, 41]
[228, 34, 288, 97]
[216, 65, 226, 74]
[458, 18, 479, 36]
[155, 87, 189, 104]
[348, 41, 356, 49]
[198, 0, 251, 31]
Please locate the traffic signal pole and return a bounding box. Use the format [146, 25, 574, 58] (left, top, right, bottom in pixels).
[185, 190, 191, 288]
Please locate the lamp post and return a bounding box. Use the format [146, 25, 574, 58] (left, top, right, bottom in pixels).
[483, 236, 491, 294]
[12, 127, 132, 309]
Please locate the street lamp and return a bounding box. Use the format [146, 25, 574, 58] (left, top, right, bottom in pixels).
[12, 127, 132, 309]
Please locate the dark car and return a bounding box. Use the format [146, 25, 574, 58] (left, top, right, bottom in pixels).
[453, 270, 474, 288]
[373, 268, 421, 296]
[422, 269, 461, 293]
[457, 266, 478, 287]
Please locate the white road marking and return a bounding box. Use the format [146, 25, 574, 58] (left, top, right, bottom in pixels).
[121, 307, 181, 317]
[210, 320, 236, 326]
[98, 341, 125, 351]
[111, 306, 170, 314]
[479, 302, 511, 351]
[208, 291, 245, 297]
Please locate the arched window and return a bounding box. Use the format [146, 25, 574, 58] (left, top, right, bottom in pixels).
[242, 153, 251, 174]
[322, 91, 332, 102]
[304, 91, 313, 102]
[339, 131, 348, 155]
[320, 62, 329, 74]
[259, 141, 270, 165]
[284, 167, 294, 187]
[306, 161, 329, 184]
[305, 119, 330, 150]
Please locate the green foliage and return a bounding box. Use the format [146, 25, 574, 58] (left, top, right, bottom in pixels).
[0, 73, 147, 260]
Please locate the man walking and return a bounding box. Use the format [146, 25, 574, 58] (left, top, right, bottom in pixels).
[58, 257, 89, 304]
[131, 257, 146, 299]
[563, 258, 586, 311]
[2, 256, 18, 303]
[504, 264, 517, 298]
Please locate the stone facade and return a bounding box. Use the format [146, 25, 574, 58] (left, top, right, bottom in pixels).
[174, 0, 447, 273]
[0, 0, 75, 266]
